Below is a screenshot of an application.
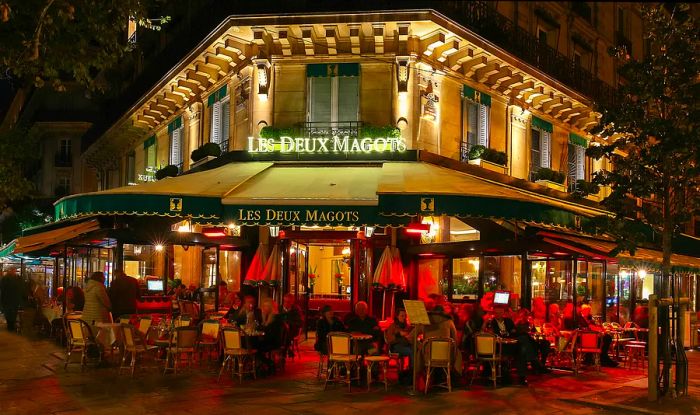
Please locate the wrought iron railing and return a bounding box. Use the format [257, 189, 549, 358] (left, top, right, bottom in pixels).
[218, 139, 229, 154]
[297, 121, 363, 138]
[459, 141, 472, 162]
[436, 1, 618, 109]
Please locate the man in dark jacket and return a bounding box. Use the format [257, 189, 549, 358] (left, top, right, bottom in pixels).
[280, 293, 303, 356]
[1, 270, 25, 331]
[108, 270, 141, 319]
[314, 305, 346, 355]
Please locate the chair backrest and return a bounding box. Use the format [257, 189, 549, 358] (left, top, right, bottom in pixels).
[67, 319, 93, 342]
[579, 331, 601, 349]
[602, 322, 612, 330]
[222, 327, 243, 349]
[611, 322, 622, 330]
[121, 323, 138, 348]
[175, 315, 192, 327]
[119, 315, 132, 325]
[624, 321, 637, 329]
[425, 337, 453, 366]
[474, 332, 497, 357]
[201, 320, 220, 340]
[560, 330, 578, 353]
[65, 312, 82, 320]
[138, 316, 152, 335]
[174, 327, 198, 348]
[328, 331, 352, 355]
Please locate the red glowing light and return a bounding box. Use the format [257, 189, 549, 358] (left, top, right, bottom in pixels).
[405, 223, 431, 235]
[553, 251, 569, 256]
[418, 253, 434, 257]
[202, 227, 227, 238]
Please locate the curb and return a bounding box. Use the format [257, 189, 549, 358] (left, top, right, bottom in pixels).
[558, 398, 667, 415]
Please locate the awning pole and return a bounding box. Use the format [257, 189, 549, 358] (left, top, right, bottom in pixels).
[215, 246, 220, 312]
[62, 247, 68, 314]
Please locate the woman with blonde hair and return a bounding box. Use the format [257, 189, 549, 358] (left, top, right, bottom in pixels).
[258, 298, 285, 375]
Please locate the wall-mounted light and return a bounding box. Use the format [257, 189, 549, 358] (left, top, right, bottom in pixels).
[154, 244, 164, 252]
[255, 59, 271, 100]
[396, 57, 410, 94]
[638, 269, 647, 279]
[269, 225, 280, 237]
[176, 218, 192, 233]
[364, 226, 375, 238]
[227, 223, 241, 236]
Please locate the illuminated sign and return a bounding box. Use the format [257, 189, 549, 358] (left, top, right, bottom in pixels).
[247, 136, 406, 153]
[235, 208, 360, 224]
[137, 166, 157, 183]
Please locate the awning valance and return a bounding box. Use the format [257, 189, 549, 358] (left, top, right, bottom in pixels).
[539, 231, 700, 272]
[55, 159, 610, 229]
[13, 220, 100, 254]
[0, 240, 16, 258]
[306, 63, 360, 77]
[531, 116, 553, 133]
[462, 85, 492, 107]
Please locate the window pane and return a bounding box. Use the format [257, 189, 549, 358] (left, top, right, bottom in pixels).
[531, 129, 541, 173]
[465, 101, 478, 145]
[309, 77, 332, 123]
[418, 258, 447, 301]
[221, 99, 230, 151]
[483, 255, 522, 308]
[337, 76, 359, 122]
[452, 257, 479, 300]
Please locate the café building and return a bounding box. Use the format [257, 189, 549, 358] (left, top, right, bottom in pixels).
[3, 7, 699, 324]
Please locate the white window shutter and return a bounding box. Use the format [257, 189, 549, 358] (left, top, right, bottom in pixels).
[478, 104, 489, 147]
[170, 128, 181, 166]
[210, 101, 221, 144]
[576, 145, 586, 180]
[467, 101, 478, 145]
[221, 100, 230, 146]
[540, 131, 551, 168]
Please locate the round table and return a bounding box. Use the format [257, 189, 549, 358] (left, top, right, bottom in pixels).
[350, 332, 374, 355]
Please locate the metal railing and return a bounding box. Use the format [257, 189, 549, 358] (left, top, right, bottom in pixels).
[437, 1, 618, 109]
[297, 121, 363, 138]
[459, 141, 473, 162]
[218, 139, 229, 154]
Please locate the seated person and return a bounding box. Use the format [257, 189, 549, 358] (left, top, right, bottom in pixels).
[280, 293, 303, 356]
[223, 291, 242, 315]
[515, 308, 551, 368]
[462, 304, 484, 356]
[344, 301, 380, 355]
[257, 299, 285, 374]
[314, 305, 346, 355]
[423, 305, 462, 376]
[488, 306, 547, 386]
[385, 309, 414, 370]
[578, 304, 618, 367]
[228, 295, 262, 327]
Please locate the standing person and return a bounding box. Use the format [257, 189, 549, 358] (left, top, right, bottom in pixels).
[82, 272, 112, 329]
[314, 305, 345, 355]
[280, 293, 303, 356]
[108, 270, 141, 320]
[0, 270, 25, 331]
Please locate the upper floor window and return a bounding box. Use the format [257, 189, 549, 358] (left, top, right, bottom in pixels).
[208, 85, 230, 152]
[530, 117, 552, 176]
[144, 135, 156, 173]
[168, 116, 183, 169]
[567, 134, 588, 191]
[56, 176, 71, 197]
[59, 138, 72, 158]
[125, 151, 136, 185]
[306, 63, 359, 129]
[462, 86, 491, 148]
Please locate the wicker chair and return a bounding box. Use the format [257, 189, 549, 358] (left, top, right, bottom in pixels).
[576, 331, 603, 372]
[424, 337, 455, 393]
[470, 332, 502, 388]
[198, 319, 221, 365]
[218, 327, 257, 382]
[163, 326, 198, 374]
[119, 323, 158, 376]
[324, 332, 361, 391]
[64, 318, 99, 371]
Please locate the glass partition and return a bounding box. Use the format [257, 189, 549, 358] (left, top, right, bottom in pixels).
[451, 257, 479, 300]
[530, 259, 573, 329]
[483, 255, 522, 308]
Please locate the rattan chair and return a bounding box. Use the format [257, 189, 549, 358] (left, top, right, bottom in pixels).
[324, 331, 361, 391]
[550, 330, 578, 374]
[470, 332, 502, 388]
[164, 326, 198, 374]
[120, 323, 158, 376]
[198, 319, 221, 365]
[576, 331, 603, 372]
[218, 327, 257, 382]
[64, 318, 99, 371]
[424, 337, 455, 394]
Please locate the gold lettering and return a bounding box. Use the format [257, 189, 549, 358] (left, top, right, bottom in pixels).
[266, 209, 276, 221]
[306, 210, 318, 222]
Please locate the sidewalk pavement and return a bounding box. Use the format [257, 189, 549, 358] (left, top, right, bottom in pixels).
[0, 326, 698, 415]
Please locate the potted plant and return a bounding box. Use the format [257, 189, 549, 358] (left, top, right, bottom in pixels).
[307, 265, 317, 293]
[572, 179, 601, 201]
[534, 167, 567, 191]
[155, 165, 179, 180]
[467, 145, 508, 173]
[191, 142, 222, 166]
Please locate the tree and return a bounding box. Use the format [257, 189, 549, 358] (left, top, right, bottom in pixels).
[0, 124, 41, 210]
[0, 0, 168, 92]
[587, 3, 699, 395]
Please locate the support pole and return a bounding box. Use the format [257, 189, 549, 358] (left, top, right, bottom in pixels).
[214, 246, 221, 312]
[62, 248, 68, 314]
[648, 294, 658, 402]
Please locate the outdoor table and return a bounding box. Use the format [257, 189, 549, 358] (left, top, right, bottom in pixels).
[42, 305, 63, 323]
[350, 332, 374, 355]
[95, 322, 123, 360]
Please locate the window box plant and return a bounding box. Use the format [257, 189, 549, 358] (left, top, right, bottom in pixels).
[572, 179, 601, 201]
[155, 165, 179, 180]
[190, 142, 222, 167]
[533, 167, 567, 192]
[467, 145, 508, 174]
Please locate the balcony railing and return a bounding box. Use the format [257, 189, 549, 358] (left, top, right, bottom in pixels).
[615, 31, 633, 53]
[218, 139, 229, 154]
[459, 141, 473, 162]
[54, 153, 72, 167]
[436, 1, 618, 109]
[297, 121, 363, 138]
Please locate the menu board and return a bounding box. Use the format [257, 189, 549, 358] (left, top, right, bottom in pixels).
[403, 300, 431, 325]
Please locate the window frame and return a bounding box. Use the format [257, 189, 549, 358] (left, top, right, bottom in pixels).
[169, 126, 184, 168]
[462, 97, 490, 148]
[306, 70, 360, 125]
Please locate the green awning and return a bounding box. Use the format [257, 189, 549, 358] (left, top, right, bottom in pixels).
[462, 85, 492, 107]
[207, 85, 228, 106]
[306, 63, 360, 77]
[167, 116, 183, 133]
[532, 116, 553, 133]
[569, 133, 588, 147]
[143, 135, 156, 149]
[0, 240, 16, 258]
